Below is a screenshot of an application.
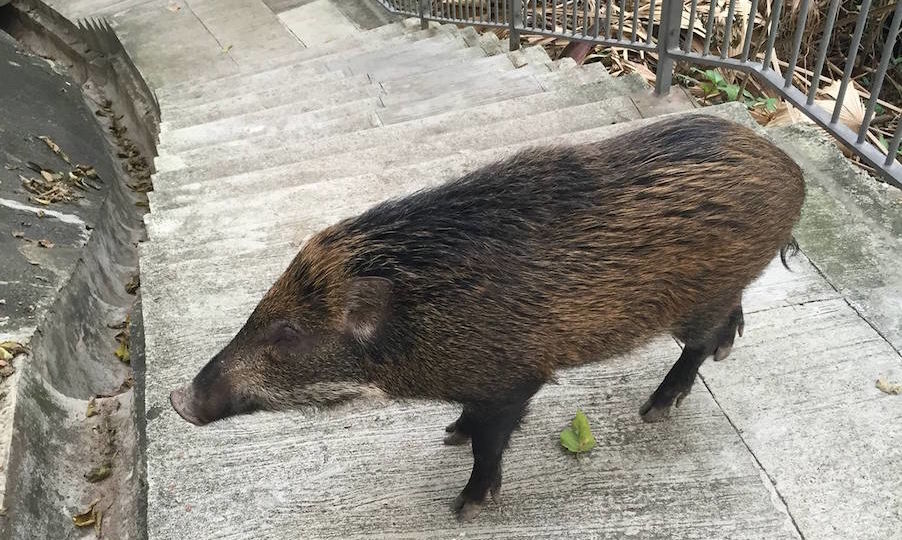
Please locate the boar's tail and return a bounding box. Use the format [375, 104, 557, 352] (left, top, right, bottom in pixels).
[779, 236, 800, 271]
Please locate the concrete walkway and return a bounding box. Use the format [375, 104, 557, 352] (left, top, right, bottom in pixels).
[45, 1, 902, 538]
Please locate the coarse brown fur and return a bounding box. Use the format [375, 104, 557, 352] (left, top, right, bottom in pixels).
[171, 114, 805, 519]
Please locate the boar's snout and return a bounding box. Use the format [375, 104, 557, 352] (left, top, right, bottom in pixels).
[170, 374, 255, 426]
[169, 385, 210, 426]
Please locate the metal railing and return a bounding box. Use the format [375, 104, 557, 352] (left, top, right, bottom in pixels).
[374, 0, 902, 188]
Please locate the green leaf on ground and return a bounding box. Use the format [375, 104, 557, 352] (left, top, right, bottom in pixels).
[560, 410, 596, 455]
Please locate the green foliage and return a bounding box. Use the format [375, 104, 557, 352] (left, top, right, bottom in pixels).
[560, 410, 596, 455]
[692, 68, 778, 113]
[876, 134, 902, 157]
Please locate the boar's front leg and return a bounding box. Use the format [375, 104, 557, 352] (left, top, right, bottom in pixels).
[452, 384, 539, 521]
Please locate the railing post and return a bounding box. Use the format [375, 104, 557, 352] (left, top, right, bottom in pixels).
[419, 0, 429, 29]
[509, 0, 522, 51]
[655, 0, 682, 95]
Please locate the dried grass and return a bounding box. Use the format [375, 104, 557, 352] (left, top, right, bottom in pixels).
[459, 0, 901, 165]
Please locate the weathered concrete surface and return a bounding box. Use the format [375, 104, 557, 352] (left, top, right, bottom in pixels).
[769, 124, 902, 351]
[0, 21, 148, 539]
[46, 0, 306, 87]
[65, 1, 898, 538]
[278, 0, 360, 47]
[264, 0, 399, 30]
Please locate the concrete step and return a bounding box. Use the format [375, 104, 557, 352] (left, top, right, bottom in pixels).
[157, 22, 461, 106]
[143, 103, 749, 250]
[163, 30, 502, 112]
[155, 17, 427, 99]
[157, 25, 454, 109]
[156, 54, 558, 153]
[157, 30, 484, 133]
[153, 73, 622, 185]
[153, 63, 614, 175]
[164, 34, 511, 128]
[153, 96, 640, 211]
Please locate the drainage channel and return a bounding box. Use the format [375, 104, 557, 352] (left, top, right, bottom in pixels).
[0, 1, 156, 537]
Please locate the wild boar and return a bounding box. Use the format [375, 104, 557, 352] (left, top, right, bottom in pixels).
[170, 114, 805, 520]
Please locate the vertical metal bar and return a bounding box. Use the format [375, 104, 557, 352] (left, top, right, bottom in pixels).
[594, 0, 601, 38]
[721, 0, 736, 59]
[532, 0, 537, 28]
[886, 122, 902, 167]
[647, 0, 656, 45]
[583, 0, 589, 36]
[806, 0, 840, 105]
[783, 0, 811, 87]
[542, 0, 547, 30]
[683, 0, 698, 52]
[832, 0, 870, 124]
[510, 0, 522, 50]
[631, 0, 639, 42]
[740, 0, 758, 61]
[605, 0, 613, 38]
[703, 0, 717, 55]
[618, 0, 625, 40]
[762, 0, 783, 71]
[655, 0, 681, 95]
[419, 0, 428, 28]
[570, 0, 579, 36]
[858, 0, 902, 144]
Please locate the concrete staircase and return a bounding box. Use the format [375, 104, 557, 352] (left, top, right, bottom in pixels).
[134, 7, 902, 540]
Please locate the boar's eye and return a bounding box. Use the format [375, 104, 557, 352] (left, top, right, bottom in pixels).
[266, 320, 302, 346]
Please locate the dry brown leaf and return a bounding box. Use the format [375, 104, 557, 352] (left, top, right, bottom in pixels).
[167, 1, 181, 11]
[125, 274, 140, 295]
[815, 79, 865, 132]
[72, 499, 100, 528]
[0, 341, 27, 364]
[622, 58, 656, 84]
[85, 463, 112, 483]
[37, 239, 54, 249]
[86, 397, 98, 418]
[115, 341, 130, 364]
[876, 377, 902, 395]
[768, 101, 814, 127]
[37, 136, 71, 164]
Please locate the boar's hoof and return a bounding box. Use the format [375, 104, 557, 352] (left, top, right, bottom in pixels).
[443, 428, 470, 446]
[639, 396, 672, 423]
[640, 389, 692, 423]
[452, 494, 486, 522]
[713, 344, 733, 362]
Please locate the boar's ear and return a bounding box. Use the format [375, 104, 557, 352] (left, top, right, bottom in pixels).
[341, 276, 393, 343]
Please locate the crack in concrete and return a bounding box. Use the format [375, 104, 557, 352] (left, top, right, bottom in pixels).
[694, 245, 902, 540]
[183, 0, 240, 67]
[698, 373, 807, 540]
[744, 295, 843, 315]
[801, 252, 902, 362]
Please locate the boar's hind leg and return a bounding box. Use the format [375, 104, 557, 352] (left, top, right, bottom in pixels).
[452, 386, 539, 521]
[640, 301, 744, 423]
